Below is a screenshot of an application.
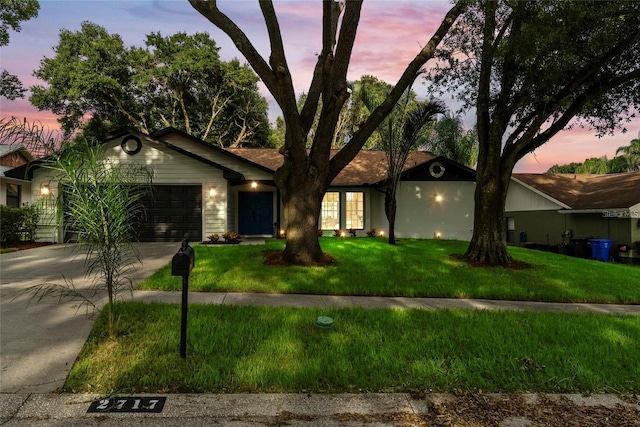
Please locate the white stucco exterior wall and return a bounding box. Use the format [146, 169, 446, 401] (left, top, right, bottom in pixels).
[393, 180, 476, 241]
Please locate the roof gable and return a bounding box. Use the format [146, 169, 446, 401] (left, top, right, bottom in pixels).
[4, 128, 246, 183]
[399, 156, 476, 182]
[0, 145, 34, 168]
[151, 127, 275, 176]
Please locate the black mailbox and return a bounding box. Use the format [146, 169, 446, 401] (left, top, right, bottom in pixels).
[172, 234, 195, 359]
[171, 235, 195, 277]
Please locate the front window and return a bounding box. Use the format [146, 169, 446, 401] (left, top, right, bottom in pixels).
[345, 191, 364, 229]
[6, 184, 20, 208]
[320, 192, 340, 230]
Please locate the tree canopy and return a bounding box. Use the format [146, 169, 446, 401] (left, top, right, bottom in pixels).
[0, 0, 39, 100]
[428, 0, 640, 265]
[29, 22, 271, 147]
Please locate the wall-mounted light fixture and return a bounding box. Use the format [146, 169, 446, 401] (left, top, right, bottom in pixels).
[40, 184, 51, 196]
[434, 194, 443, 203]
[251, 181, 258, 189]
[209, 187, 217, 197]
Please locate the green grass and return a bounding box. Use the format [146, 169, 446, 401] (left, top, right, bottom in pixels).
[138, 238, 640, 304]
[65, 302, 640, 394]
[0, 247, 18, 254]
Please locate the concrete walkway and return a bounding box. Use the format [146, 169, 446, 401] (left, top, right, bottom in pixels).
[1, 243, 639, 426]
[131, 290, 640, 315]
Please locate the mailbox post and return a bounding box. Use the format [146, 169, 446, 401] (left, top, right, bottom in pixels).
[171, 233, 195, 358]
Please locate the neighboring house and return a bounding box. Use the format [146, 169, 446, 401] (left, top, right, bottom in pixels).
[506, 173, 640, 253]
[4, 127, 477, 243]
[0, 145, 34, 208]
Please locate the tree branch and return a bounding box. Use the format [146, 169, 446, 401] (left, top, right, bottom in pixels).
[328, 1, 467, 181]
[508, 67, 640, 163]
[259, 1, 298, 113]
[188, 1, 277, 101]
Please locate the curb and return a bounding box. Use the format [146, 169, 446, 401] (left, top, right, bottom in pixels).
[2, 393, 639, 426]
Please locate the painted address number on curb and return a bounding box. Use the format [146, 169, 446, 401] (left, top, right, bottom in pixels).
[87, 397, 166, 413]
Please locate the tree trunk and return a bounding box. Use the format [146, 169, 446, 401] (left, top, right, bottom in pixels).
[275, 151, 326, 265]
[384, 189, 397, 245]
[464, 151, 514, 265]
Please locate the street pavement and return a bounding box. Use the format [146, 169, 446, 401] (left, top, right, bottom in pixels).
[1, 242, 639, 426]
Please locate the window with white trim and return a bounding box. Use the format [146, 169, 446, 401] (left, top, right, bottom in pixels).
[320, 192, 340, 230]
[345, 191, 364, 229]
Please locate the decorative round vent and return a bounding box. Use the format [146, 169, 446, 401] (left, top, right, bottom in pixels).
[429, 161, 445, 178]
[121, 135, 142, 155]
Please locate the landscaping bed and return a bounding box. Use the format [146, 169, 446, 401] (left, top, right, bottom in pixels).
[0, 241, 53, 253]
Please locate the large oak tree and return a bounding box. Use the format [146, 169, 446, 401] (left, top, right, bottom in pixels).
[429, 0, 640, 265]
[29, 22, 271, 146]
[189, 0, 466, 264]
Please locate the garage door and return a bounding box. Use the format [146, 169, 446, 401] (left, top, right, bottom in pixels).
[138, 185, 202, 242]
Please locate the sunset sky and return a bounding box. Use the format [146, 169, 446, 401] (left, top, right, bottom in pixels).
[2, 0, 638, 173]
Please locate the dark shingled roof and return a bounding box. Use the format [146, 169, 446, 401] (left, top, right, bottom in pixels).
[226, 148, 437, 186]
[513, 173, 640, 210]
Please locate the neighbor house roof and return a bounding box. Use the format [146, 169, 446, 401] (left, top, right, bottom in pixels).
[226, 148, 438, 186]
[0, 145, 34, 177]
[513, 172, 640, 210]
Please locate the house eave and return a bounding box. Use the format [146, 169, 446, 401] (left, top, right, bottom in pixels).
[151, 127, 276, 175]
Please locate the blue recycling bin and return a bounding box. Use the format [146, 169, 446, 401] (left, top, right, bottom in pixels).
[589, 239, 613, 262]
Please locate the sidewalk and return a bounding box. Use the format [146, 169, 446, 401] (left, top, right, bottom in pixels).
[130, 290, 640, 315]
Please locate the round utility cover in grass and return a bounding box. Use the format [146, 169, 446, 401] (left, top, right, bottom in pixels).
[315, 316, 334, 329]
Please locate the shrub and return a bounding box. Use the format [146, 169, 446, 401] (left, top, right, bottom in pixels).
[0, 204, 40, 243]
[222, 231, 241, 243]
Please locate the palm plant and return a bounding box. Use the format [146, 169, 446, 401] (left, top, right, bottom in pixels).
[615, 132, 640, 172]
[360, 84, 446, 244]
[45, 141, 152, 336]
[421, 115, 479, 168]
[2, 119, 153, 338]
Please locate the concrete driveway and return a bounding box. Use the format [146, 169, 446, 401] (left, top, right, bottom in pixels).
[0, 243, 177, 393]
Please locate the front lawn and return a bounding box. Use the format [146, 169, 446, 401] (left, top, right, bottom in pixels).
[138, 238, 640, 304]
[65, 302, 640, 394]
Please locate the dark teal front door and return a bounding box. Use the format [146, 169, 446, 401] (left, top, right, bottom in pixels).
[238, 191, 273, 235]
